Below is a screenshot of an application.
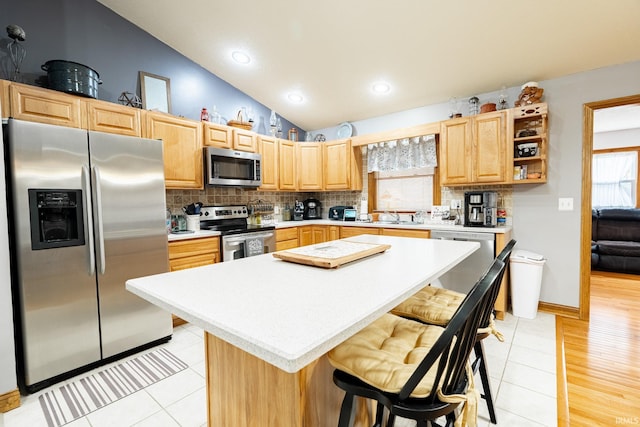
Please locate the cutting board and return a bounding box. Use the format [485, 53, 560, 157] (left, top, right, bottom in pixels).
[272, 240, 391, 268]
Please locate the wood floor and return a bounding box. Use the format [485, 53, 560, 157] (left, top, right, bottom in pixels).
[556, 271, 640, 426]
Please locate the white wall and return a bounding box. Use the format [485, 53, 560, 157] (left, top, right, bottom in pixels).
[0, 113, 18, 395]
[314, 60, 640, 309]
[593, 127, 640, 150]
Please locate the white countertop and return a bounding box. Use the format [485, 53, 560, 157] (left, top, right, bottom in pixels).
[127, 234, 479, 373]
[275, 219, 511, 234]
[167, 229, 221, 242]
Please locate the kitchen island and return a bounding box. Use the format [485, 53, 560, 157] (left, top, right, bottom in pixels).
[127, 234, 480, 426]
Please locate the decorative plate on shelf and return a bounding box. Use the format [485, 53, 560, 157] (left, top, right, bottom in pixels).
[336, 122, 353, 139]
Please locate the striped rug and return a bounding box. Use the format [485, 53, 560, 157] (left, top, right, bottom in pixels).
[39, 347, 187, 427]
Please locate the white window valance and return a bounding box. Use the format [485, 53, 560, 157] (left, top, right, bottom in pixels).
[367, 135, 437, 173]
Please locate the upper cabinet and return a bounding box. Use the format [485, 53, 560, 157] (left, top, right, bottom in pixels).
[233, 127, 258, 152]
[297, 142, 323, 191]
[258, 135, 279, 190]
[278, 139, 297, 191]
[8, 81, 84, 128]
[145, 112, 203, 189]
[323, 139, 362, 191]
[86, 99, 142, 136]
[512, 103, 548, 184]
[203, 122, 233, 149]
[440, 110, 510, 186]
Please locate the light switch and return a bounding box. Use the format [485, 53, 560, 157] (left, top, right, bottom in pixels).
[558, 198, 574, 211]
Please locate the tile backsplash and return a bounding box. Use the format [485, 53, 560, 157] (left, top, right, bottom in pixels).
[166, 188, 362, 218]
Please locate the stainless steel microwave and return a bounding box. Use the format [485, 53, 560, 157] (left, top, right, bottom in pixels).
[204, 147, 262, 187]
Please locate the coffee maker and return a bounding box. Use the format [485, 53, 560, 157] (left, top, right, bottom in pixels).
[464, 191, 498, 227]
[303, 198, 322, 219]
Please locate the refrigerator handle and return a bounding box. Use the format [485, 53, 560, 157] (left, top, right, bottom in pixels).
[82, 165, 96, 275]
[92, 165, 106, 275]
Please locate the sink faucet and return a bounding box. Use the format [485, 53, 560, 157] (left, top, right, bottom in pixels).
[391, 210, 400, 223]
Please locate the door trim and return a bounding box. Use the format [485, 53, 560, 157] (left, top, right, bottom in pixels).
[580, 94, 640, 320]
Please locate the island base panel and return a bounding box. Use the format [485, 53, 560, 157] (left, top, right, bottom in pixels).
[205, 333, 372, 426]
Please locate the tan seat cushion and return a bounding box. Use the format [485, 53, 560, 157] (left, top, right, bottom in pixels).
[328, 313, 446, 398]
[391, 286, 465, 326]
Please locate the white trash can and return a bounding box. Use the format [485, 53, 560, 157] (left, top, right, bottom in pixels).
[510, 249, 545, 319]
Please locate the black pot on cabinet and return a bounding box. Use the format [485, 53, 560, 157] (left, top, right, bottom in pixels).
[41, 60, 102, 99]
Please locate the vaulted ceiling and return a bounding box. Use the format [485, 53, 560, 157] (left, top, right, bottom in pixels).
[98, 0, 640, 131]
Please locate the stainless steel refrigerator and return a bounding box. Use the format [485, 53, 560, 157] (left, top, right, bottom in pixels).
[3, 119, 172, 393]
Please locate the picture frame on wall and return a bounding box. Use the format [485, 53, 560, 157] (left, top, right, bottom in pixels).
[139, 71, 171, 114]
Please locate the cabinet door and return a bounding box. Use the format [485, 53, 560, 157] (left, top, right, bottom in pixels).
[328, 226, 340, 241]
[440, 118, 473, 185]
[168, 237, 220, 270]
[340, 227, 380, 239]
[323, 139, 351, 190]
[233, 128, 257, 152]
[87, 99, 142, 136]
[312, 226, 327, 244]
[146, 112, 203, 189]
[203, 122, 233, 149]
[298, 226, 313, 247]
[9, 82, 84, 128]
[278, 140, 297, 190]
[473, 111, 507, 183]
[258, 136, 279, 190]
[297, 142, 323, 190]
[0, 80, 10, 118]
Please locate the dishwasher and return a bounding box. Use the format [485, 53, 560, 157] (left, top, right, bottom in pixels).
[430, 230, 495, 293]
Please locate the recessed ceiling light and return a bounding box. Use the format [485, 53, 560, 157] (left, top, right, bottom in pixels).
[231, 51, 251, 64]
[287, 93, 304, 103]
[372, 82, 391, 94]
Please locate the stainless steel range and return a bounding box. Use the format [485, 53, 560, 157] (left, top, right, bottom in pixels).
[199, 205, 276, 262]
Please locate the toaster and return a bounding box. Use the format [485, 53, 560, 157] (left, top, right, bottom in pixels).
[329, 205, 354, 220]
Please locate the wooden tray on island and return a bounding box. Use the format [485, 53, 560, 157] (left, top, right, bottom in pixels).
[272, 240, 391, 269]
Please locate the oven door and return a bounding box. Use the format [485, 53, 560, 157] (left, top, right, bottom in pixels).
[222, 230, 276, 262]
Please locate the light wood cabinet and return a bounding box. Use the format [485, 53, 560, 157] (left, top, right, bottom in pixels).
[233, 128, 258, 152]
[168, 236, 220, 326]
[512, 103, 548, 184]
[0, 80, 10, 118]
[493, 231, 512, 320]
[168, 236, 220, 270]
[328, 226, 340, 241]
[323, 139, 352, 190]
[473, 111, 509, 183]
[146, 112, 203, 189]
[9, 81, 84, 128]
[339, 226, 380, 239]
[297, 142, 323, 190]
[298, 226, 313, 247]
[380, 228, 430, 239]
[203, 122, 233, 149]
[258, 136, 279, 190]
[440, 110, 509, 186]
[86, 99, 142, 136]
[312, 226, 327, 244]
[276, 227, 299, 250]
[279, 140, 297, 191]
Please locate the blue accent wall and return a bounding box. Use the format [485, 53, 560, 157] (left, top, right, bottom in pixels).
[2, 0, 302, 135]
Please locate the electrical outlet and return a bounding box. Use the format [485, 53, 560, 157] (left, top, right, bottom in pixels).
[450, 199, 462, 210]
[558, 197, 574, 211]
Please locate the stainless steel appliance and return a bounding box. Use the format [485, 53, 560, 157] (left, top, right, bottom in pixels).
[3, 119, 172, 393]
[204, 147, 262, 187]
[293, 200, 304, 221]
[303, 198, 322, 219]
[429, 230, 495, 294]
[199, 205, 275, 261]
[464, 191, 498, 227]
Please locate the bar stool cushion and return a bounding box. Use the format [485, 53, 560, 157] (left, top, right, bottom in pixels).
[391, 286, 465, 326]
[328, 313, 447, 398]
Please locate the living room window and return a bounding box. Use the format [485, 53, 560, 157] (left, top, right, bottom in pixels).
[592, 148, 639, 208]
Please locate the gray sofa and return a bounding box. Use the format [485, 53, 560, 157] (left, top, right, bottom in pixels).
[592, 208, 640, 274]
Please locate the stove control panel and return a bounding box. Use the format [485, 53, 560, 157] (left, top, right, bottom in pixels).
[201, 205, 248, 219]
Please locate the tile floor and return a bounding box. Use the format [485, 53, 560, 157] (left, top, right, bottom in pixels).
[0, 312, 556, 427]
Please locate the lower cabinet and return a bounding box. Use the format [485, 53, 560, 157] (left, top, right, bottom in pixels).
[168, 236, 220, 326]
[339, 226, 380, 239]
[275, 227, 299, 251]
[380, 228, 431, 239]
